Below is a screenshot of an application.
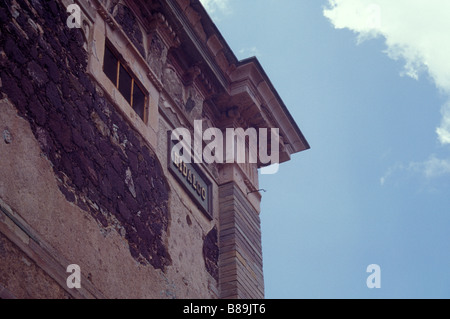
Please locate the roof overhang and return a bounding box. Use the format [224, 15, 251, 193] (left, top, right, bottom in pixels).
[162, 0, 310, 164]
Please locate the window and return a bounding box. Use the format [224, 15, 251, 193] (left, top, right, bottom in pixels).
[103, 43, 147, 121]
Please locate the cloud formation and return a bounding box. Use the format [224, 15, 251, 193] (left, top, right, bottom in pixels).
[200, 0, 230, 16]
[238, 47, 262, 59]
[324, 0, 450, 145]
[380, 155, 450, 186]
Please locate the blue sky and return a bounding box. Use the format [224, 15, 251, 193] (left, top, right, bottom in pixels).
[200, 0, 450, 298]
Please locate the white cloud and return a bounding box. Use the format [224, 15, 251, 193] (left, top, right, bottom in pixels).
[323, 0, 450, 145]
[436, 101, 450, 145]
[421, 155, 450, 178]
[238, 47, 262, 59]
[200, 0, 230, 16]
[379, 165, 396, 186]
[380, 155, 450, 186]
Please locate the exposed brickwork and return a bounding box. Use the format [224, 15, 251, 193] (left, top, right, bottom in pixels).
[0, 0, 171, 270]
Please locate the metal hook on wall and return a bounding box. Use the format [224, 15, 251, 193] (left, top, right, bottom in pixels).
[247, 189, 267, 195]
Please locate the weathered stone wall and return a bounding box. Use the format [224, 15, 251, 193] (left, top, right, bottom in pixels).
[0, 96, 168, 298]
[0, 0, 171, 271]
[0, 0, 306, 300]
[0, 232, 71, 299]
[0, 0, 222, 299]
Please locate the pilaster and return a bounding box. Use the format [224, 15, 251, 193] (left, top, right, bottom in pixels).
[218, 181, 264, 299]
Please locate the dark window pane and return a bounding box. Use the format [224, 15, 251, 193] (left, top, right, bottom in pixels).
[118, 64, 132, 104]
[103, 45, 118, 85]
[133, 82, 145, 120]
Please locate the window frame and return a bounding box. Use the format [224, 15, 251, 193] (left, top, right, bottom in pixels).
[103, 41, 148, 123]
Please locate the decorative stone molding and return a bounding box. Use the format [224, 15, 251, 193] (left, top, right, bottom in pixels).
[149, 12, 181, 49]
[183, 65, 202, 85]
[181, 64, 215, 101]
[97, 6, 116, 30]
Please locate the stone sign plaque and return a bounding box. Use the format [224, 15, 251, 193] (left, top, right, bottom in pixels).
[168, 133, 213, 220]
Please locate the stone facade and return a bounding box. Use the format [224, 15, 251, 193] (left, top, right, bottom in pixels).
[0, 0, 309, 299]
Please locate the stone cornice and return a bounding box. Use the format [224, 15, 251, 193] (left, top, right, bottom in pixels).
[165, 0, 310, 161]
[148, 12, 181, 49]
[93, 0, 309, 161]
[234, 58, 310, 155]
[165, 0, 231, 92]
